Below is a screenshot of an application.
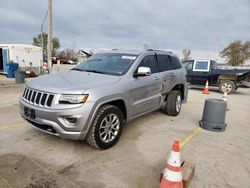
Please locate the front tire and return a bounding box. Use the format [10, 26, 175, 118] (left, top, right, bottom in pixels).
[86, 105, 124, 149]
[219, 80, 236, 94]
[163, 90, 182, 116]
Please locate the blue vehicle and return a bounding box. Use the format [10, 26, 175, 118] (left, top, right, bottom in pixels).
[183, 59, 250, 94]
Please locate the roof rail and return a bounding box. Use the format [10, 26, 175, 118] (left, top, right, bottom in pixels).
[147, 49, 173, 53]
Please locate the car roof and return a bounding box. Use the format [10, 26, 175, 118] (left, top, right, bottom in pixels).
[186, 59, 217, 61]
[96, 49, 174, 56]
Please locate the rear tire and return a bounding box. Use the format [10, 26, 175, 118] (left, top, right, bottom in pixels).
[86, 105, 123, 150]
[163, 90, 182, 116]
[219, 80, 236, 94]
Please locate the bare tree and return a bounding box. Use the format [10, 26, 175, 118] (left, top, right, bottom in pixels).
[182, 49, 191, 62]
[220, 40, 250, 66]
[57, 48, 78, 62]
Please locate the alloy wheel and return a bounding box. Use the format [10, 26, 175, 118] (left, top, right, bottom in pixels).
[176, 95, 182, 112]
[99, 114, 120, 143]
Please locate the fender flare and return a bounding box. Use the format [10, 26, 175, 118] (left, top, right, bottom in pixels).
[218, 75, 237, 83]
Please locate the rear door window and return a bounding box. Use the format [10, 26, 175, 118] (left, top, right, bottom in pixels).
[157, 55, 171, 72]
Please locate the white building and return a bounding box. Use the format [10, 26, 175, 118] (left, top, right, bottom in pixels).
[0, 44, 42, 74]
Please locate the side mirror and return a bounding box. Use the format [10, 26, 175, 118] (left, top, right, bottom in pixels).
[135, 67, 151, 77]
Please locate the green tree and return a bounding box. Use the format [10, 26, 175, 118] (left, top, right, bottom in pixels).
[220, 40, 250, 66]
[32, 32, 60, 57]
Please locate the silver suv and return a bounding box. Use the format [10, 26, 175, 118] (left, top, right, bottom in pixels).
[19, 50, 188, 149]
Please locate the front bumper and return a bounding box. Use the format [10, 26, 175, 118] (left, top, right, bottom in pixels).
[19, 97, 95, 140]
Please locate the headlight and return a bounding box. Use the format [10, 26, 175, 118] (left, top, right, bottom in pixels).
[59, 94, 88, 104]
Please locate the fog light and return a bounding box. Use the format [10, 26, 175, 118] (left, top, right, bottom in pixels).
[65, 117, 77, 124]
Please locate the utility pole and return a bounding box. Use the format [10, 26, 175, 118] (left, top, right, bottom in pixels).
[47, 0, 52, 73]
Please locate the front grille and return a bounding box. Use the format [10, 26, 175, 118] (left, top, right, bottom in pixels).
[22, 87, 54, 108]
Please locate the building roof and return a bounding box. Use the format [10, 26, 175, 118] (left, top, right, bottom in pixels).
[0, 44, 42, 50]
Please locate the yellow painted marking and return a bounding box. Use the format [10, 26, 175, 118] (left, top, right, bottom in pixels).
[0, 122, 25, 132]
[180, 127, 202, 150]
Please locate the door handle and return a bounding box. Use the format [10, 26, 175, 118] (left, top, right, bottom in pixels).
[154, 76, 160, 80]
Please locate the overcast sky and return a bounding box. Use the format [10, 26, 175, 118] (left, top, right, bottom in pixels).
[0, 0, 250, 54]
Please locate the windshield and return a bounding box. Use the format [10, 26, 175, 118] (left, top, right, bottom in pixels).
[73, 53, 137, 75]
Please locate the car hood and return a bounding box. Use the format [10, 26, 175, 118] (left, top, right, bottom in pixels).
[27, 70, 121, 94]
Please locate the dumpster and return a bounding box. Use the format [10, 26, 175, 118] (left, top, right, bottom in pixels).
[15, 70, 25, 84]
[6, 63, 19, 78]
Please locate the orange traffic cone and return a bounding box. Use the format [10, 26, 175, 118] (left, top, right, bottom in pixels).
[222, 92, 230, 111]
[202, 80, 210, 94]
[160, 140, 183, 188]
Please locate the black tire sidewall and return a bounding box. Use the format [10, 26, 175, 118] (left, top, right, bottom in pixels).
[94, 106, 123, 149]
[175, 92, 182, 114]
[165, 90, 182, 116]
[173, 91, 182, 115]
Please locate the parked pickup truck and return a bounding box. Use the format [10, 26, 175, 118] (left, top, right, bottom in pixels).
[19, 50, 188, 149]
[183, 59, 250, 94]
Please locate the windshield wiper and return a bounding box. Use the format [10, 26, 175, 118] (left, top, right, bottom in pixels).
[71, 67, 84, 71]
[71, 68, 106, 74]
[84, 69, 106, 74]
